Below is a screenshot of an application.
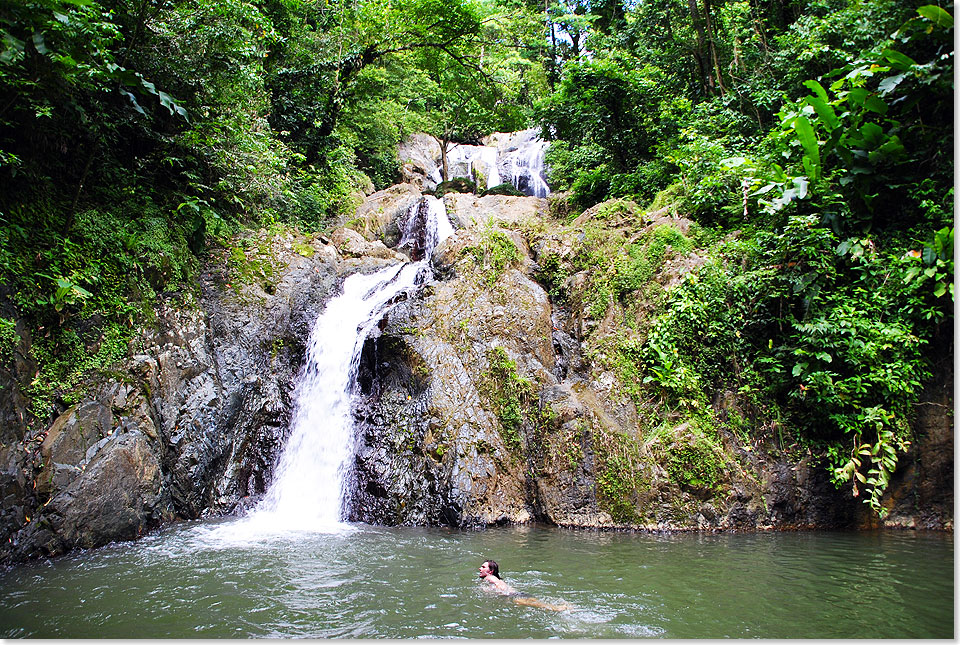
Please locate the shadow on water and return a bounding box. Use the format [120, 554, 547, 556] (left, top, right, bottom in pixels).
[0, 521, 952, 639]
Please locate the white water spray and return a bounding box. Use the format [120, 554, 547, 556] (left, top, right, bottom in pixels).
[421, 131, 549, 196]
[398, 195, 454, 260]
[256, 263, 423, 530]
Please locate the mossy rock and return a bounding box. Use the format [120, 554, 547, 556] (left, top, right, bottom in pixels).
[436, 177, 477, 196]
[480, 182, 524, 197]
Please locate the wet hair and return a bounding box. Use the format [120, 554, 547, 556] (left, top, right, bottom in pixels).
[485, 560, 500, 578]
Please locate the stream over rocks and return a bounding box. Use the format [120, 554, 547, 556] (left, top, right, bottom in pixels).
[213, 196, 451, 539]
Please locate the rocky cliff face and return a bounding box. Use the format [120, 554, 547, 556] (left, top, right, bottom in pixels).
[0, 231, 349, 562]
[344, 189, 893, 531]
[0, 176, 952, 564]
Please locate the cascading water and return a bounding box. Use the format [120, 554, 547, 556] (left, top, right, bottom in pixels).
[397, 195, 454, 261]
[478, 146, 502, 188]
[208, 196, 453, 541]
[420, 130, 549, 196]
[253, 263, 424, 530]
[428, 144, 501, 190]
[499, 131, 550, 198]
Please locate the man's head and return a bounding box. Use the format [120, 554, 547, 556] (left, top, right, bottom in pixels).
[479, 559, 499, 579]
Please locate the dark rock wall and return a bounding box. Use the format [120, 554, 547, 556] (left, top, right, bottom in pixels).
[875, 327, 954, 529]
[0, 310, 39, 557]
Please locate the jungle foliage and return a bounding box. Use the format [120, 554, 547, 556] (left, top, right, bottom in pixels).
[532, 0, 953, 516]
[0, 0, 953, 515]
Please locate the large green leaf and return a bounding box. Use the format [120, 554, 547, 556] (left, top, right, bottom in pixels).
[803, 79, 829, 102]
[847, 87, 868, 106]
[793, 115, 821, 180]
[881, 49, 917, 71]
[917, 5, 954, 28]
[878, 73, 907, 96]
[806, 97, 839, 131]
[933, 226, 954, 261]
[863, 95, 888, 114]
[859, 122, 885, 147]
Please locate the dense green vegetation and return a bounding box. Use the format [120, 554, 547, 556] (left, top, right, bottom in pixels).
[533, 0, 952, 517]
[0, 0, 952, 515]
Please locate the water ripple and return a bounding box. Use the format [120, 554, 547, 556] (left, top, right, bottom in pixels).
[0, 524, 951, 638]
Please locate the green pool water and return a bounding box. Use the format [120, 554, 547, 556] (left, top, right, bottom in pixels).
[0, 520, 952, 638]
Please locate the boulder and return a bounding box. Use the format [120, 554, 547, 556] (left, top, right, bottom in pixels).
[37, 399, 116, 498]
[481, 183, 525, 198]
[330, 227, 409, 262]
[397, 134, 441, 192]
[435, 178, 477, 196]
[9, 380, 170, 559]
[352, 183, 423, 245]
[443, 193, 548, 230]
[20, 432, 163, 556]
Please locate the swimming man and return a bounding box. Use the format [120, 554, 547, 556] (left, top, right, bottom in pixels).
[478, 559, 571, 611]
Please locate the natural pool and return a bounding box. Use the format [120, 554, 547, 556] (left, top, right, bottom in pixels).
[0, 521, 952, 638]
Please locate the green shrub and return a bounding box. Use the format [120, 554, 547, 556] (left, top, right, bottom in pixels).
[482, 347, 536, 453]
[480, 183, 525, 197]
[464, 222, 521, 286]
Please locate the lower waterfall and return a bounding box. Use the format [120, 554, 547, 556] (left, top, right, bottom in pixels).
[212, 196, 452, 539]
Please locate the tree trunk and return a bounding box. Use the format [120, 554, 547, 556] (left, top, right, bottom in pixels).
[703, 0, 728, 95]
[432, 133, 451, 182]
[547, 12, 558, 90]
[687, 0, 713, 97]
[441, 139, 449, 182]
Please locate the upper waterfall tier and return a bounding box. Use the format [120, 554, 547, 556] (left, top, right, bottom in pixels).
[403, 129, 550, 196]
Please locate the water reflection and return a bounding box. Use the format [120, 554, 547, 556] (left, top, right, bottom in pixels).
[0, 522, 952, 639]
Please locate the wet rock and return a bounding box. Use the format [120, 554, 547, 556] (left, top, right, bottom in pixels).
[330, 227, 409, 262]
[18, 432, 163, 557]
[435, 178, 477, 196]
[349, 264, 556, 527]
[0, 311, 37, 551]
[0, 229, 350, 564]
[878, 331, 953, 530]
[36, 401, 113, 498]
[8, 378, 170, 560]
[156, 230, 344, 517]
[352, 183, 423, 245]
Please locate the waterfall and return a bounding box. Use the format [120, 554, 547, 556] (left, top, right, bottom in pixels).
[211, 197, 453, 540]
[479, 146, 502, 188]
[424, 132, 550, 197]
[253, 263, 424, 532]
[427, 196, 454, 247]
[428, 143, 501, 190]
[396, 195, 454, 261]
[499, 130, 550, 198]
